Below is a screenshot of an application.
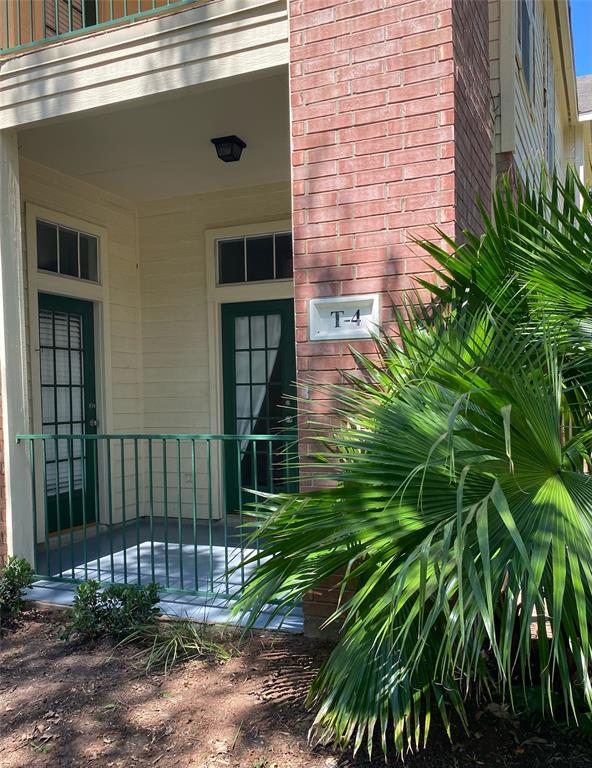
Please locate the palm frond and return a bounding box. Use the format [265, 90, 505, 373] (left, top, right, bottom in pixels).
[233, 167, 592, 756]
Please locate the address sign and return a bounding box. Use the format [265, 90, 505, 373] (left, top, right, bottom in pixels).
[308, 294, 380, 341]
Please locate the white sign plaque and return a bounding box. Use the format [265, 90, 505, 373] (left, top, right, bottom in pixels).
[309, 294, 380, 341]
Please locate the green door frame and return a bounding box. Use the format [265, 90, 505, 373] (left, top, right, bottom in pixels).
[39, 292, 97, 533]
[221, 299, 297, 514]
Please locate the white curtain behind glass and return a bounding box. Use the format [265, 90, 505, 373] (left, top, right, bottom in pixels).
[234, 314, 281, 450]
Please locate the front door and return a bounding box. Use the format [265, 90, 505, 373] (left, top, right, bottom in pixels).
[221, 299, 297, 513]
[39, 293, 97, 532]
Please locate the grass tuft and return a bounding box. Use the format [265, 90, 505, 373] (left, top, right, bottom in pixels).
[116, 618, 236, 674]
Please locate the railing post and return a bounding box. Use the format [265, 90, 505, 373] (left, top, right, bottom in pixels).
[67, 439, 75, 580]
[93, 437, 101, 581]
[54, 436, 62, 577]
[191, 438, 198, 591]
[162, 438, 169, 588]
[176, 438, 183, 591]
[42, 440, 50, 577]
[28, 440, 38, 575]
[148, 437, 155, 583]
[207, 439, 213, 592]
[107, 437, 114, 581]
[134, 437, 141, 584]
[120, 438, 127, 583]
[28, 0, 33, 46]
[81, 435, 88, 581]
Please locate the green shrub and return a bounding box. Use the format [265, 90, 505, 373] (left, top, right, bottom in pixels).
[63, 580, 160, 641]
[0, 557, 34, 616]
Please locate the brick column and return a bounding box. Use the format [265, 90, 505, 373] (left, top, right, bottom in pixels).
[288, 0, 491, 635]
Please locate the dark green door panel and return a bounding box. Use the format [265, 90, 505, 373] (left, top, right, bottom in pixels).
[38, 293, 97, 533]
[221, 299, 297, 514]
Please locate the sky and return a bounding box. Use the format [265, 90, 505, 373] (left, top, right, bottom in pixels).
[570, 0, 592, 76]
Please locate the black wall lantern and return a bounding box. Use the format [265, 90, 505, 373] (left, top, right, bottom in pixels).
[211, 135, 246, 163]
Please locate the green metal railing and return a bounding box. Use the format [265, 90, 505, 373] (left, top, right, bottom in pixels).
[17, 433, 297, 601]
[1, 0, 204, 54]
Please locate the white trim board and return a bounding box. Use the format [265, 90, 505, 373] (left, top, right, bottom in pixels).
[0, 0, 288, 130]
[0, 131, 33, 561]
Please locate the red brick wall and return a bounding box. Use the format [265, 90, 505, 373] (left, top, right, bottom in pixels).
[288, 0, 491, 635]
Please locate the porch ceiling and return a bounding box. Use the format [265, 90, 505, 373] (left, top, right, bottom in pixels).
[18, 70, 290, 202]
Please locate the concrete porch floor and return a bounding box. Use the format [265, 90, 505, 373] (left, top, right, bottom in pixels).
[28, 518, 303, 633]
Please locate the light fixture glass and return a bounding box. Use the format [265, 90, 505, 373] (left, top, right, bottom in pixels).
[211, 135, 246, 163]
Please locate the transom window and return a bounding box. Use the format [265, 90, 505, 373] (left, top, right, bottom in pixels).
[217, 232, 293, 285]
[36, 219, 99, 283]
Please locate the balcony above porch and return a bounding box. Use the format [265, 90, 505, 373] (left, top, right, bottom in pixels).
[1, 0, 213, 54]
[0, 0, 288, 131]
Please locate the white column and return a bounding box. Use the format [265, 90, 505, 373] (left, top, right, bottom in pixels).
[0, 130, 33, 563]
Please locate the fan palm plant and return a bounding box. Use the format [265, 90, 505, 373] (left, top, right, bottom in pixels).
[233, 169, 592, 756]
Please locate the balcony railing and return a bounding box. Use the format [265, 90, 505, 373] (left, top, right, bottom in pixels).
[17, 433, 297, 601]
[1, 0, 204, 54]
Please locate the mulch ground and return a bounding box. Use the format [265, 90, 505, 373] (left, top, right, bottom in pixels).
[1, 612, 592, 767]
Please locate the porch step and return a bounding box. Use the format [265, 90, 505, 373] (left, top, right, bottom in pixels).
[26, 579, 304, 633]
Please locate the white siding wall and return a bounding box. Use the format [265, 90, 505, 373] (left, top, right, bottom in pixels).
[19, 159, 141, 527]
[513, 0, 547, 181]
[19, 161, 292, 526]
[491, 0, 574, 183]
[137, 182, 291, 518]
[20, 159, 142, 433]
[489, 0, 502, 155]
[137, 182, 290, 434]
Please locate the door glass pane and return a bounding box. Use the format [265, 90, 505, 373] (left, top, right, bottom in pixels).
[266, 315, 281, 346]
[53, 312, 69, 347]
[40, 348, 54, 385]
[69, 315, 82, 349]
[250, 316, 266, 347]
[251, 351, 267, 383]
[235, 386, 251, 418]
[39, 310, 54, 345]
[42, 387, 55, 424]
[235, 352, 250, 384]
[71, 388, 82, 422]
[70, 351, 82, 385]
[234, 317, 249, 350]
[251, 385, 267, 420]
[56, 388, 71, 423]
[55, 349, 70, 385]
